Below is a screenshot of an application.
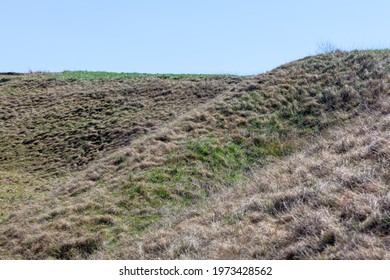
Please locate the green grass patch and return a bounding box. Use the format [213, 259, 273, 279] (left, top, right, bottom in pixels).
[128, 214, 161, 236]
[119, 134, 296, 229]
[187, 136, 246, 170]
[45, 71, 237, 81]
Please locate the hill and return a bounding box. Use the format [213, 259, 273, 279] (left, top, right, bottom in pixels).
[0, 50, 389, 259]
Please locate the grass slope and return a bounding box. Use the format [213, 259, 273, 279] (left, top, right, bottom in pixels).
[0, 72, 239, 175]
[116, 109, 389, 259]
[0, 50, 389, 259]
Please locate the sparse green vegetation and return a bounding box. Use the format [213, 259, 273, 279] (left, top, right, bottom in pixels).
[45, 71, 237, 82]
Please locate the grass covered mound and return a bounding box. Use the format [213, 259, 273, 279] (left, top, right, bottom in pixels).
[0, 50, 389, 259]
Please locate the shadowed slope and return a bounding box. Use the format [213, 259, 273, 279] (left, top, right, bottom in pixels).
[0, 73, 240, 175]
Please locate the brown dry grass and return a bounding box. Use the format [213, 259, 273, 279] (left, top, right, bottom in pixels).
[0, 50, 389, 259]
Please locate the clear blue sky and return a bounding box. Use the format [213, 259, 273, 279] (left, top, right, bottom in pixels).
[1, 0, 389, 75]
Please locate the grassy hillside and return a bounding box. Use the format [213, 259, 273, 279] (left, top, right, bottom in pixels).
[117, 110, 389, 259]
[0, 72, 239, 175]
[0, 50, 389, 259]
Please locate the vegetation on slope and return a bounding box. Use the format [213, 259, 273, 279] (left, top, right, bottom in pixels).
[115, 108, 390, 259]
[0, 72, 239, 175]
[0, 50, 389, 259]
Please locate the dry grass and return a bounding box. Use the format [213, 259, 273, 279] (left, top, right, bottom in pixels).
[0, 50, 389, 259]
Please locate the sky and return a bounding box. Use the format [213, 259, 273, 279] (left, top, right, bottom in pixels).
[1, 0, 389, 75]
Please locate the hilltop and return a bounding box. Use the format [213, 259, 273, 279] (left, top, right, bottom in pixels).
[0, 50, 389, 259]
